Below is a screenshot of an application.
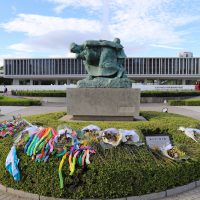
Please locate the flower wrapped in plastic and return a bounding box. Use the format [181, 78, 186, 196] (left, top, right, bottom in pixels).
[101, 128, 122, 147]
[119, 129, 143, 145]
[151, 143, 189, 161]
[81, 124, 101, 143]
[54, 125, 76, 154]
[178, 126, 200, 143]
[161, 144, 189, 160]
[82, 125, 101, 132]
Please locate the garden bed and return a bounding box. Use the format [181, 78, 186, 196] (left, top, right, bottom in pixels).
[1, 111, 200, 199]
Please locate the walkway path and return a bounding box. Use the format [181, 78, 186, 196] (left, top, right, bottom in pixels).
[1, 103, 200, 199]
[0, 103, 66, 121]
[141, 103, 200, 121]
[2, 103, 200, 121]
[163, 187, 200, 200]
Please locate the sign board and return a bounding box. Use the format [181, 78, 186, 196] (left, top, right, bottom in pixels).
[132, 84, 195, 91]
[145, 135, 172, 149]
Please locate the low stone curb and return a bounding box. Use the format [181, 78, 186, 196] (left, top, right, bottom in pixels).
[0, 180, 200, 200]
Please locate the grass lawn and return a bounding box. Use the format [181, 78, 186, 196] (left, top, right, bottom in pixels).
[0, 96, 41, 106]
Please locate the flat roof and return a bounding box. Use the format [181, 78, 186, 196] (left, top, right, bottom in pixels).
[3, 57, 200, 60]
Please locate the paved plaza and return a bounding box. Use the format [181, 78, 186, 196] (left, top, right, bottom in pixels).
[1, 102, 200, 199]
[0, 103, 66, 121]
[1, 102, 200, 121]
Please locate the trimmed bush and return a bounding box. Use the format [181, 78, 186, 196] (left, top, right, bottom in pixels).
[0, 96, 41, 106]
[169, 100, 186, 106]
[12, 90, 200, 98]
[169, 99, 200, 106]
[1, 112, 200, 199]
[11, 90, 66, 97]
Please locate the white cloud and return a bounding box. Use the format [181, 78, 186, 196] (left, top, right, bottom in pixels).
[109, 0, 200, 45]
[1, 14, 101, 36]
[1, 0, 200, 56]
[150, 44, 183, 50]
[6, 29, 102, 53]
[66, 52, 76, 58]
[44, 0, 200, 47]
[49, 52, 76, 58]
[9, 43, 35, 52]
[47, 0, 102, 13]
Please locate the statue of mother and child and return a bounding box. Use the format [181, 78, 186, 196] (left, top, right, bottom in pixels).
[70, 38, 132, 88]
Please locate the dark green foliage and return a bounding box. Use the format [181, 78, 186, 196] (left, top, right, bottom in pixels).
[169, 99, 200, 106]
[1, 111, 200, 198]
[11, 90, 66, 97]
[141, 90, 200, 97]
[0, 96, 41, 106]
[12, 90, 200, 98]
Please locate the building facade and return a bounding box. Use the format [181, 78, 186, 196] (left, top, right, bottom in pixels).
[4, 57, 200, 85]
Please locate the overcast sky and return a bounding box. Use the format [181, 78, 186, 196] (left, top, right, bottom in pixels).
[0, 0, 200, 65]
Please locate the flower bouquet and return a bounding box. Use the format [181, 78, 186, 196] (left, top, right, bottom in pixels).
[119, 129, 143, 146]
[178, 126, 200, 143]
[81, 125, 101, 143]
[101, 128, 122, 147]
[151, 144, 189, 161]
[54, 126, 75, 150]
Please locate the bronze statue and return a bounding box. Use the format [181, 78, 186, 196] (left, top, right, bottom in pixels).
[70, 38, 131, 88]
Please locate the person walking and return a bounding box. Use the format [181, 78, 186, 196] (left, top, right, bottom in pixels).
[3, 85, 8, 96]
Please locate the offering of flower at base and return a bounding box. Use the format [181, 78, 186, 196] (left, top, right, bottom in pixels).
[178, 127, 200, 143]
[151, 144, 189, 161]
[102, 128, 122, 146]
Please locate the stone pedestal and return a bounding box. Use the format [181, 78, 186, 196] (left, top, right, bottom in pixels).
[66, 88, 140, 121]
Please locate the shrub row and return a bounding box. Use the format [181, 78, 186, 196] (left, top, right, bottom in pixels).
[11, 90, 66, 97]
[169, 99, 200, 106]
[12, 90, 200, 98]
[0, 96, 41, 106]
[0, 112, 200, 199]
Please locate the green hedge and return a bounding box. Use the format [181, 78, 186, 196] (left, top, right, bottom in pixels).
[11, 90, 66, 97]
[12, 90, 200, 98]
[169, 99, 200, 106]
[141, 90, 200, 97]
[1, 112, 200, 199]
[0, 96, 41, 106]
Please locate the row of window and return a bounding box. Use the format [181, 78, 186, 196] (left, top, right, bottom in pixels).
[4, 58, 200, 76]
[125, 58, 200, 75]
[5, 59, 86, 75]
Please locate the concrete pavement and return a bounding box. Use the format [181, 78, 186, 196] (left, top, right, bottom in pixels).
[0, 103, 66, 121]
[2, 103, 200, 121]
[162, 187, 200, 200]
[141, 103, 200, 120]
